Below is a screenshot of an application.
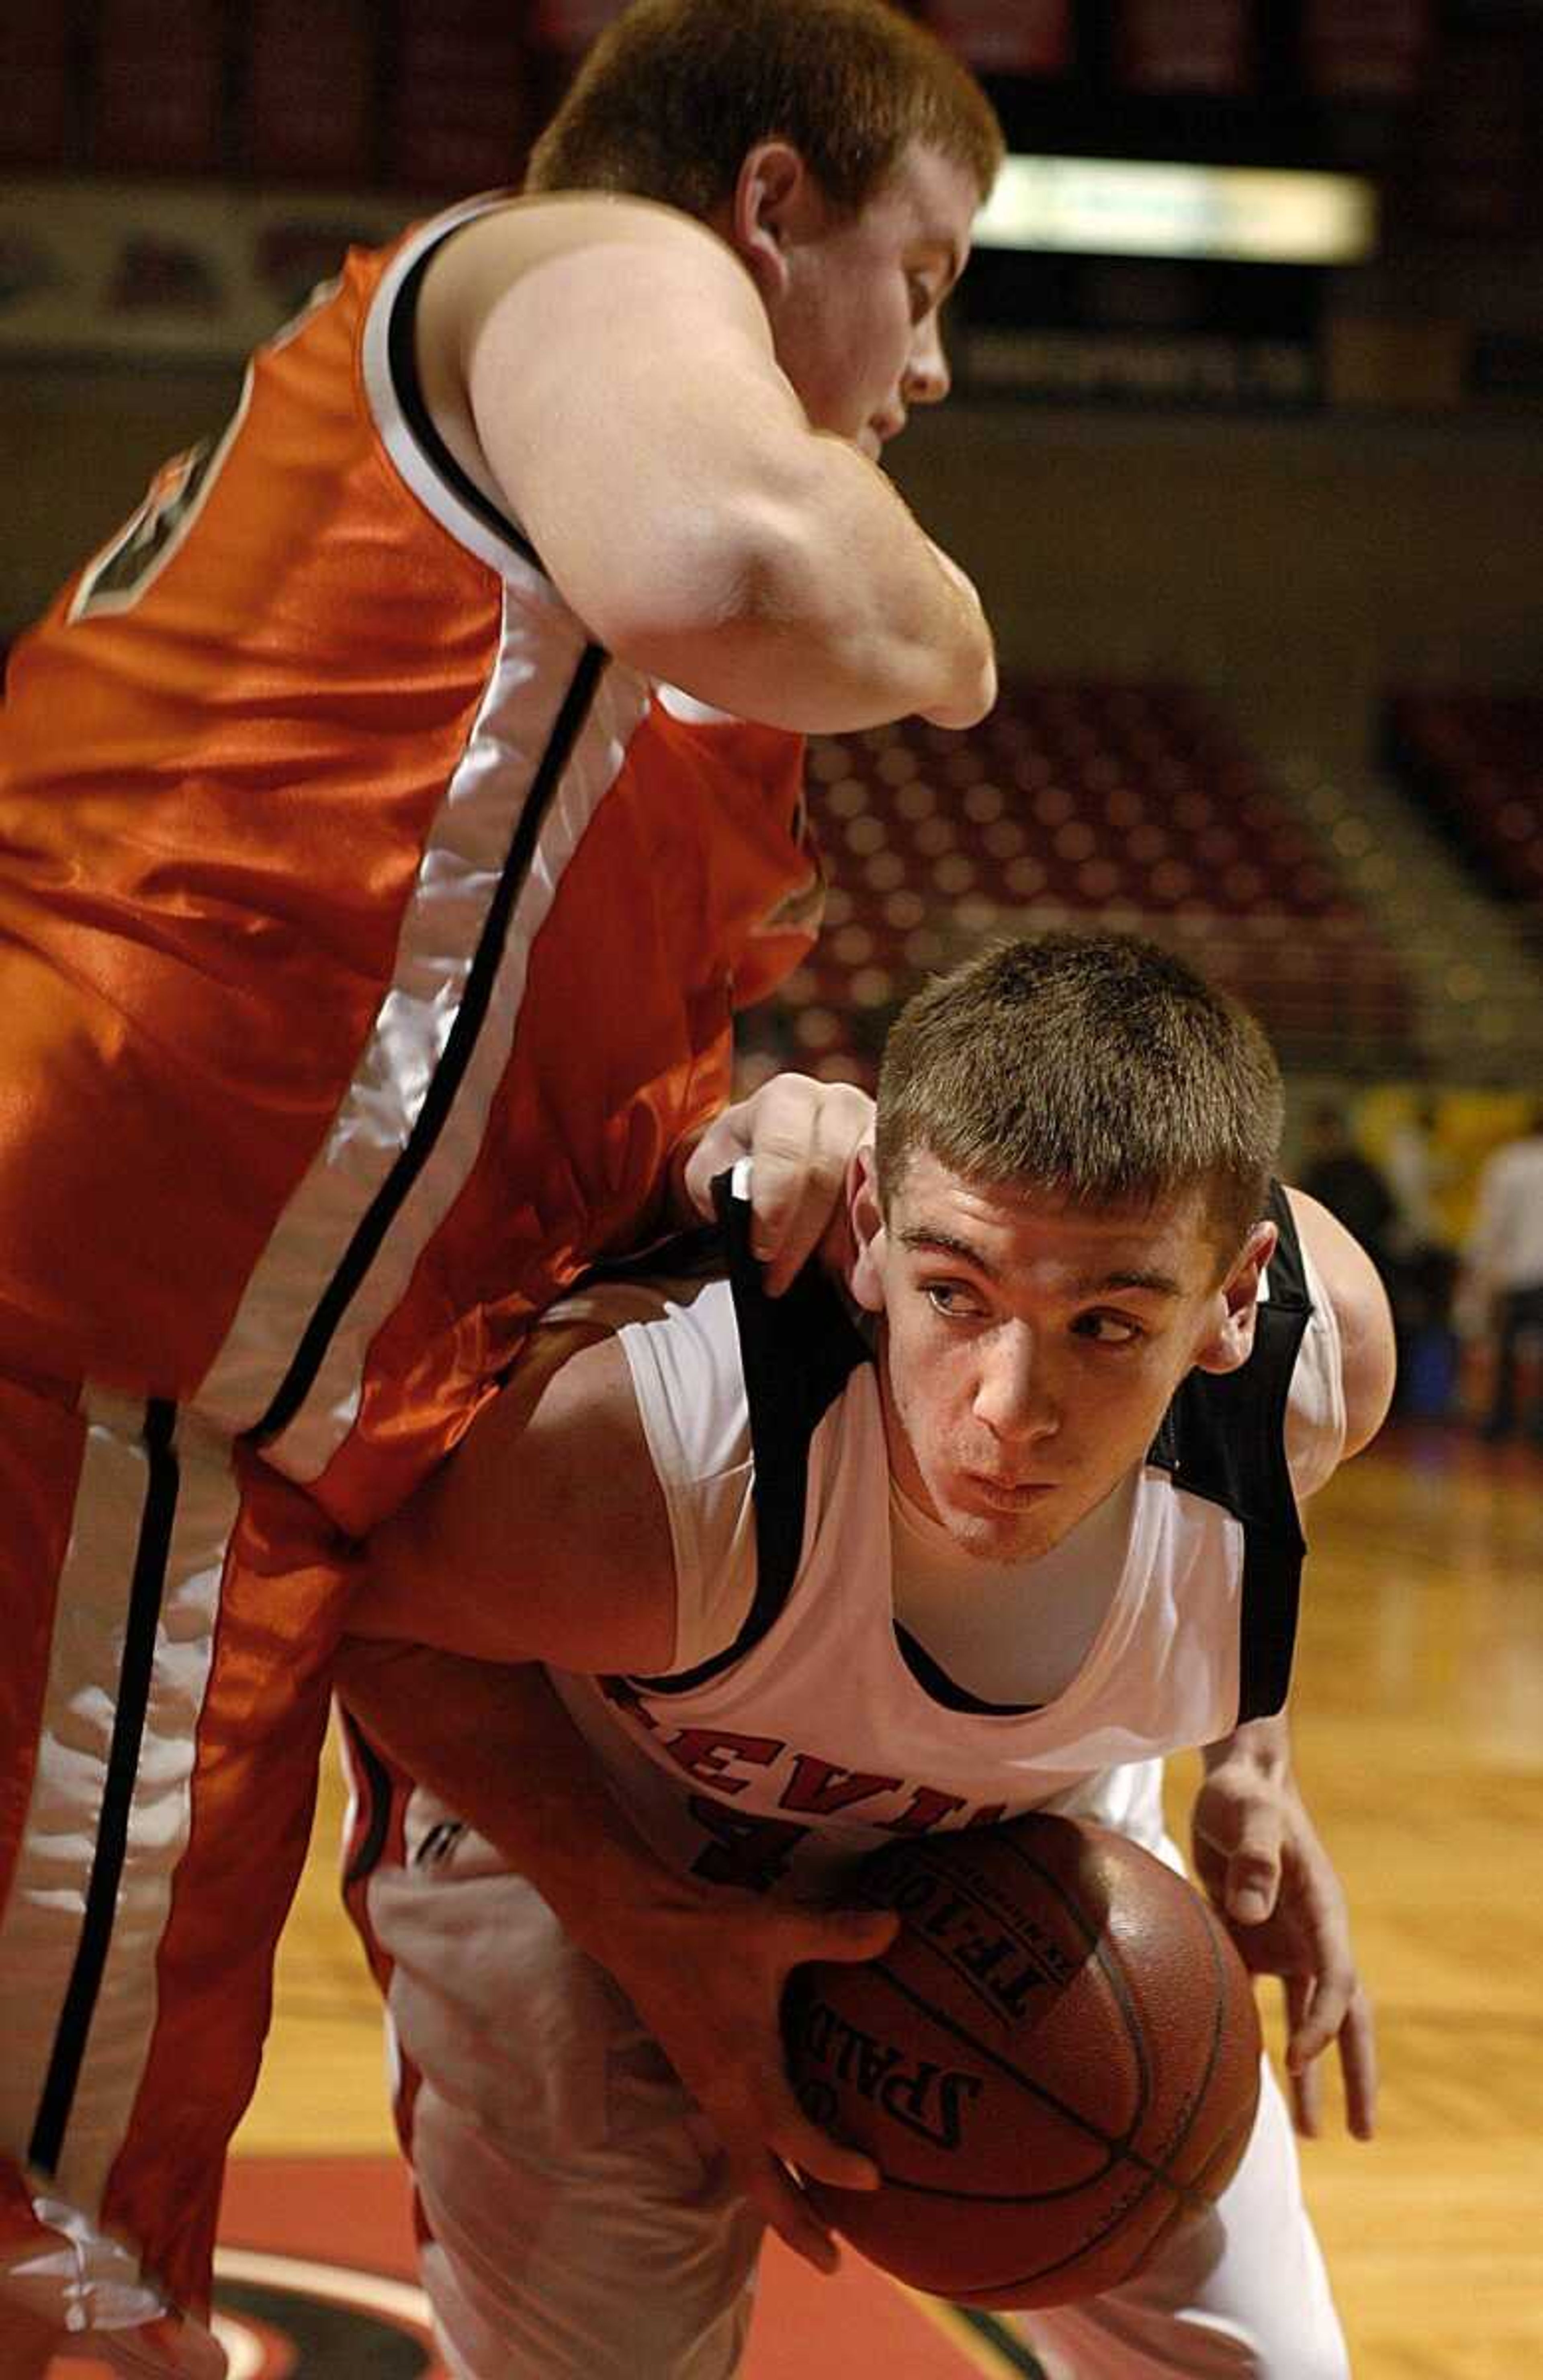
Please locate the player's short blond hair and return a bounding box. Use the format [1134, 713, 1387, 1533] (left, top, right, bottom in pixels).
[875, 933, 1284, 1263]
[526, 0, 1003, 217]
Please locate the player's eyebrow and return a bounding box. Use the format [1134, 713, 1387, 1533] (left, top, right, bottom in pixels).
[897, 1224, 997, 1274]
[896, 1228, 1185, 1302]
[1073, 1266, 1184, 1300]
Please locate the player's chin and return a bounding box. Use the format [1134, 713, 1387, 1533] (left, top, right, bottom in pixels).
[941, 1498, 1057, 1563]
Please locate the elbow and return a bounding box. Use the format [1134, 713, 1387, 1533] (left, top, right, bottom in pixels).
[576, 469, 989, 733]
[1339, 1265, 1398, 1458]
[1344, 1311, 1397, 1458]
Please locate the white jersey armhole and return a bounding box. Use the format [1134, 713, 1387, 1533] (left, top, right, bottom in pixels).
[613, 1280, 758, 1675]
[360, 197, 568, 600]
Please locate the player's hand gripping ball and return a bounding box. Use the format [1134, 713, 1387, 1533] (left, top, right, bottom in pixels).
[782, 1812, 1262, 2307]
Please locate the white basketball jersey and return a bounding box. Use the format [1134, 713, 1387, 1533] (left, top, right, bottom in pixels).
[472, 1183, 1339, 1897]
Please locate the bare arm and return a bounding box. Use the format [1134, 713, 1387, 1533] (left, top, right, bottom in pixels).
[1192, 1715, 1376, 2141]
[341, 1323, 899, 2267]
[336, 1637, 896, 2271]
[355, 1323, 678, 1670]
[362, 1082, 876, 1659]
[422, 199, 994, 733]
[1189, 1191, 1389, 2140]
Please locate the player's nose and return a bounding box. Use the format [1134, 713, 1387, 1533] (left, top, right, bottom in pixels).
[973, 1332, 1056, 1443]
[904, 315, 951, 407]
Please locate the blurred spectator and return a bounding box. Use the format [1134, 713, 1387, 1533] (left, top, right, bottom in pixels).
[1383, 1095, 1459, 1416]
[1385, 1097, 1447, 1268]
[1301, 1102, 1397, 1278]
[1460, 1105, 1543, 1446]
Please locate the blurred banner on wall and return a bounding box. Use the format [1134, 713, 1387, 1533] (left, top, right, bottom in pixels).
[0, 0, 1536, 420]
[0, 180, 415, 363]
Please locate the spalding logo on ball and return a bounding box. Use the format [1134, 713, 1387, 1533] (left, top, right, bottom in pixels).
[782, 1811, 1262, 2308]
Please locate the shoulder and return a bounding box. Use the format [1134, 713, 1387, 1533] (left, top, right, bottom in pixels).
[421, 191, 766, 366]
[554, 1270, 753, 1490]
[550, 1269, 763, 1681]
[448, 1315, 667, 1575]
[1285, 1187, 1396, 1463]
[361, 1314, 680, 1674]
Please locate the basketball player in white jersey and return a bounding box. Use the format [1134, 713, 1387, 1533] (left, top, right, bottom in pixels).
[340, 931, 1392, 2380]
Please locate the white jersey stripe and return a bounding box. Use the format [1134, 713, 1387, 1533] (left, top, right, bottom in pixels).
[360, 197, 550, 590]
[261, 636, 639, 1483]
[191, 587, 645, 1469]
[0, 1394, 237, 2215]
[189, 212, 651, 1463]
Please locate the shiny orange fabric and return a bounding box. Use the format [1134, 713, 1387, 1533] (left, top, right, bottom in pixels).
[321, 697, 822, 1535]
[0, 232, 817, 1424]
[0, 201, 819, 2329]
[98, 1450, 354, 2314]
[0, 240, 508, 1398]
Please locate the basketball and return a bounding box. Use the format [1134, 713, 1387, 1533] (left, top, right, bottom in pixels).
[782, 1812, 1262, 2308]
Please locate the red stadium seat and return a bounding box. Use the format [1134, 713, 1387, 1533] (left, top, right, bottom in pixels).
[771, 681, 1416, 1080]
[93, 0, 225, 175]
[245, 0, 377, 184]
[1385, 691, 1543, 908]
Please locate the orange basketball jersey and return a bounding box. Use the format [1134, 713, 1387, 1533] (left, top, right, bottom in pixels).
[0, 191, 821, 1520]
[0, 194, 820, 2347]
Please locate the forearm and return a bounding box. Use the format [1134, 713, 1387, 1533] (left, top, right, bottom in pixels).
[457, 211, 995, 733]
[606, 442, 995, 735]
[338, 1633, 897, 2262]
[1192, 1707, 1375, 2136]
[723, 443, 995, 731]
[337, 1637, 703, 1958]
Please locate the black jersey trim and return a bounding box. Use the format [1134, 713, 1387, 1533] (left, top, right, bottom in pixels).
[894, 1624, 1042, 1719]
[385, 236, 542, 573]
[627, 1177, 868, 1698]
[29, 1400, 179, 2176]
[339, 1705, 398, 1891]
[1145, 1182, 1310, 1724]
[250, 637, 608, 1446]
[627, 1184, 1042, 1715]
[631, 1180, 1312, 1727]
[565, 1220, 726, 1302]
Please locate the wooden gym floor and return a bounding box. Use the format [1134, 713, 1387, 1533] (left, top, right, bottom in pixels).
[78, 1422, 1541, 2379]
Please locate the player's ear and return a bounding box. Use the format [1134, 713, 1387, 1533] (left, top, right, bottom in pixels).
[848, 1145, 888, 1315]
[727, 140, 813, 304]
[1192, 1219, 1277, 1375]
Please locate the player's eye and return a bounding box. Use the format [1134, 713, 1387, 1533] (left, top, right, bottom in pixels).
[1072, 1310, 1145, 1347]
[924, 1279, 983, 1320]
[907, 272, 935, 321]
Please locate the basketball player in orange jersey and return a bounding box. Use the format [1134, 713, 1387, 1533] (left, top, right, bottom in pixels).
[0, 5, 1001, 2370]
[340, 933, 1390, 2379]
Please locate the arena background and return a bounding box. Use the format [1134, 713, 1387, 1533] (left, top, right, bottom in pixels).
[5, 6, 1540, 2375]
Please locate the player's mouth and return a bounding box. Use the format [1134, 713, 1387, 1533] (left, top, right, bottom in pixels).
[960, 1473, 1057, 1510]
